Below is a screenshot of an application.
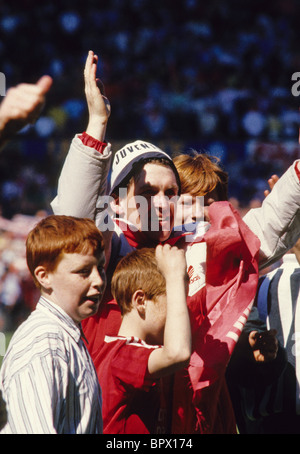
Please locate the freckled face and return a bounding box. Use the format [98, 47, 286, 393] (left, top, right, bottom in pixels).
[174, 194, 204, 226]
[175, 188, 219, 225]
[144, 294, 167, 345]
[45, 250, 106, 323]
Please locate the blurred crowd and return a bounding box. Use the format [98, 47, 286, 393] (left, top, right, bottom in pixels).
[0, 213, 43, 332]
[1, 0, 300, 141]
[0, 0, 300, 330]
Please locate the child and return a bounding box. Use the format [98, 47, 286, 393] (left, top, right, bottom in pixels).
[0, 215, 106, 434]
[97, 244, 191, 434]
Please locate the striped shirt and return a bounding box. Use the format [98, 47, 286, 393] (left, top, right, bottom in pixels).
[0, 296, 103, 434]
[257, 253, 300, 414]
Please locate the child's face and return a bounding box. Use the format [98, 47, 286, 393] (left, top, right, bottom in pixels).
[174, 194, 204, 226]
[145, 294, 167, 345]
[45, 249, 106, 324]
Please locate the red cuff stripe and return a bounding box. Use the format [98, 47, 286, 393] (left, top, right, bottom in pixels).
[78, 132, 107, 154]
[295, 161, 300, 183]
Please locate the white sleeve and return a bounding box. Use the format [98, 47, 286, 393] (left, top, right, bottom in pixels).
[51, 134, 112, 220]
[243, 161, 300, 269]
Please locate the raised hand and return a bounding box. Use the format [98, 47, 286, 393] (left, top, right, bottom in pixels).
[84, 50, 111, 141]
[155, 244, 187, 283]
[263, 174, 279, 198]
[0, 75, 52, 148]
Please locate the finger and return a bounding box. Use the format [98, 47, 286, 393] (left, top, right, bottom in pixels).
[84, 50, 94, 74]
[84, 53, 100, 97]
[84, 51, 93, 86]
[253, 351, 265, 362]
[9, 83, 45, 99]
[91, 54, 98, 77]
[155, 244, 163, 255]
[1, 89, 44, 117]
[268, 175, 279, 191]
[36, 75, 53, 94]
[162, 243, 172, 252]
[84, 50, 98, 80]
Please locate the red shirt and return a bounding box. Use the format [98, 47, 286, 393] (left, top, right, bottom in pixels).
[96, 335, 162, 434]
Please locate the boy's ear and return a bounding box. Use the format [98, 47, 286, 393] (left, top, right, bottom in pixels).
[34, 265, 52, 290]
[132, 289, 147, 319]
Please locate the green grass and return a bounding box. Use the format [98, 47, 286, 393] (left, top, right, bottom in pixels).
[0, 332, 13, 367]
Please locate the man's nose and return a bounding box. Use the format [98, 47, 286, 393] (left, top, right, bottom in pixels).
[152, 193, 170, 210]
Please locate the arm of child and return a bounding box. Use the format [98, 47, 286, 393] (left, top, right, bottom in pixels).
[147, 244, 191, 378]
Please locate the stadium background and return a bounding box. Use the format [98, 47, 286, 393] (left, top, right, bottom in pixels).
[0, 0, 300, 336]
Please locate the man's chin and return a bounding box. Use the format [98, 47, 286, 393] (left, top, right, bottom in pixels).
[148, 230, 172, 244]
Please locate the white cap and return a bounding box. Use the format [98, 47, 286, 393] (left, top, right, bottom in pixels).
[109, 140, 179, 194]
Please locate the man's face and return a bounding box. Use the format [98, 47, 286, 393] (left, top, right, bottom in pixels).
[118, 162, 179, 243]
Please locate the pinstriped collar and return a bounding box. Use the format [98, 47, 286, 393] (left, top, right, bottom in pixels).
[37, 296, 82, 343]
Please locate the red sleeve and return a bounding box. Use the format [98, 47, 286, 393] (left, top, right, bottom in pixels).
[78, 131, 107, 154]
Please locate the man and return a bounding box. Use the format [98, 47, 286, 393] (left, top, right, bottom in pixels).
[51, 51, 300, 433]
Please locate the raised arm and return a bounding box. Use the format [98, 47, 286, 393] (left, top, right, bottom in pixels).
[51, 51, 112, 221]
[148, 244, 191, 378]
[243, 161, 300, 269]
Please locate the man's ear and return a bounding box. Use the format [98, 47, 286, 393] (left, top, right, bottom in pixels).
[132, 289, 147, 319]
[34, 265, 52, 290]
[110, 194, 125, 217]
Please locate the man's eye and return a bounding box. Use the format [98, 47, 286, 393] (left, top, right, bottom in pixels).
[97, 263, 105, 272]
[78, 269, 90, 276]
[141, 189, 155, 197]
[165, 190, 177, 198]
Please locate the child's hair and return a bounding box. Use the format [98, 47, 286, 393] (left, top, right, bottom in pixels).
[111, 248, 166, 315]
[26, 215, 104, 288]
[173, 152, 228, 200]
